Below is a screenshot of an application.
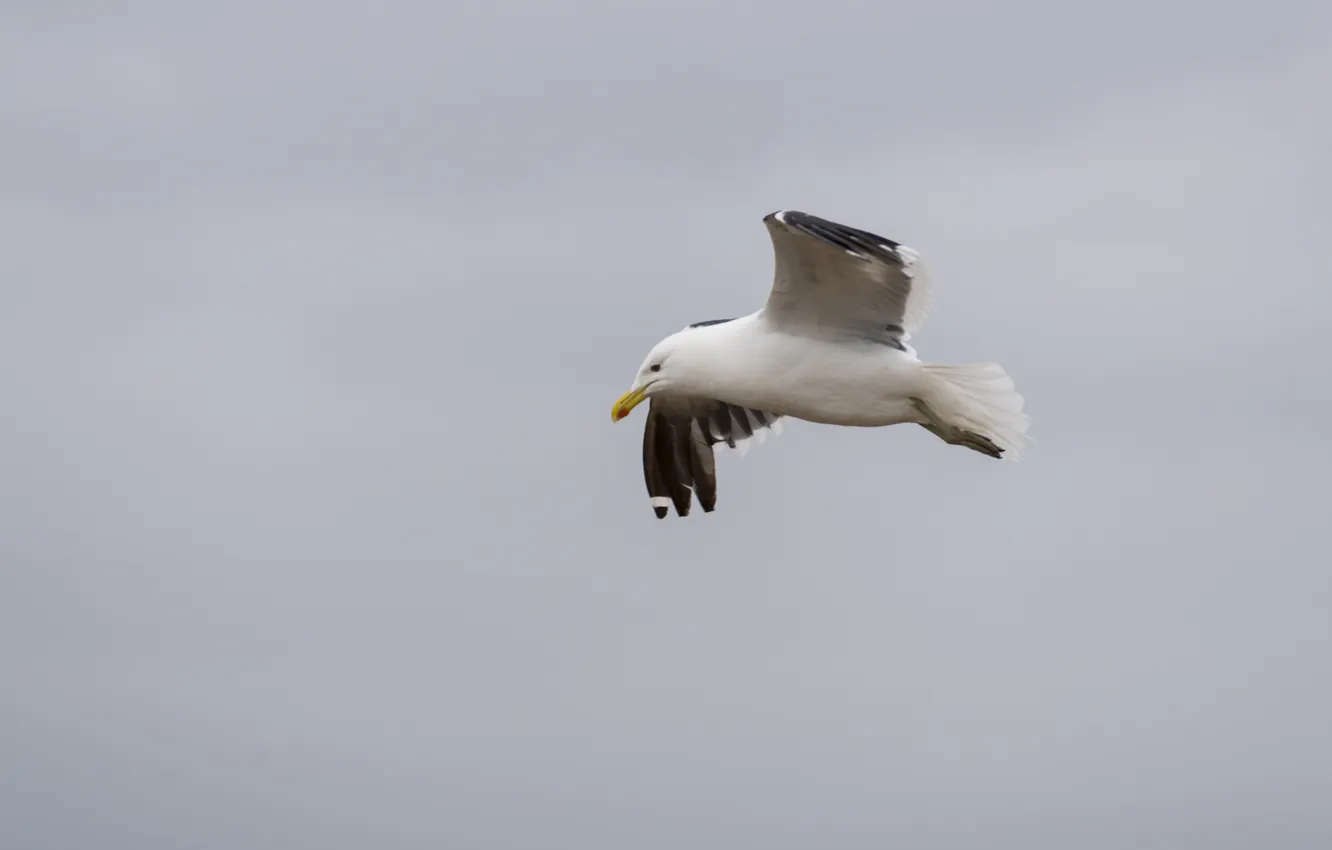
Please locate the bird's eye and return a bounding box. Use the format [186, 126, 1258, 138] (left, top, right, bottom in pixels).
[650, 364, 661, 372]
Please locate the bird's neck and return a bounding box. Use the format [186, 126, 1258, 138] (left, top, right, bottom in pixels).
[675, 315, 771, 400]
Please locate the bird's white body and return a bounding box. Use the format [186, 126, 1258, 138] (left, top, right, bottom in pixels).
[653, 313, 929, 428]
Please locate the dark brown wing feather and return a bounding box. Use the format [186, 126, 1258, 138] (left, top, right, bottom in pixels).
[640, 397, 783, 519]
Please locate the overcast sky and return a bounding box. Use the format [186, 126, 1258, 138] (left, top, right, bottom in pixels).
[3, 2, 1331, 848]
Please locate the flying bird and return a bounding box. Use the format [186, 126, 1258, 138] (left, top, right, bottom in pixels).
[611, 210, 1030, 518]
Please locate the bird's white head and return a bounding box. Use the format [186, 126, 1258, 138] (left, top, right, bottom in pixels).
[611, 334, 681, 422]
[611, 326, 728, 422]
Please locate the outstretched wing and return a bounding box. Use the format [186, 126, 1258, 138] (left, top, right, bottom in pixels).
[641, 395, 785, 519]
[760, 210, 932, 347]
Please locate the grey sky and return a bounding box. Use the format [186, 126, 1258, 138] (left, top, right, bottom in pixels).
[3, 2, 1330, 848]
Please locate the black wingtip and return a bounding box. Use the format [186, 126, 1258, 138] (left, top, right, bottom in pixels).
[776, 210, 903, 258]
[653, 505, 669, 519]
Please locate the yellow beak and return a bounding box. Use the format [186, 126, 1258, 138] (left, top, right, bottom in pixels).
[611, 386, 648, 422]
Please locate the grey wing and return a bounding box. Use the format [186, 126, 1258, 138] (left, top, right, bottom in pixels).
[641, 396, 786, 519]
[687, 318, 737, 328]
[759, 210, 932, 345]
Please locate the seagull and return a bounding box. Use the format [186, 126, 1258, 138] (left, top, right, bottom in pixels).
[611, 209, 1030, 519]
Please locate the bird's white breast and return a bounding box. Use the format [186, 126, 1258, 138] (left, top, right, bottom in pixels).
[690, 318, 928, 427]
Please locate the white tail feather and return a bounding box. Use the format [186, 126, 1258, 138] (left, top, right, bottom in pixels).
[920, 362, 1032, 460]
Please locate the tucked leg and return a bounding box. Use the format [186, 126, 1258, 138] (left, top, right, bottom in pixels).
[910, 398, 1004, 459]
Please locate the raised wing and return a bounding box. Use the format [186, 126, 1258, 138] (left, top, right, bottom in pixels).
[760, 210, 932, 346]
[641, 395, 785, 519]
